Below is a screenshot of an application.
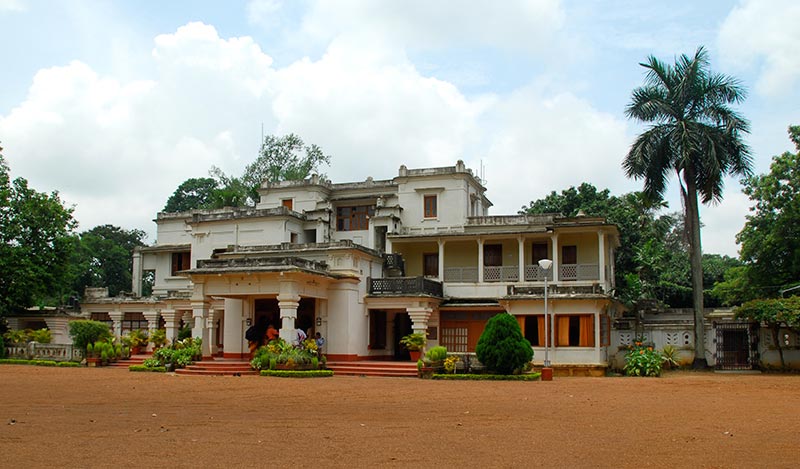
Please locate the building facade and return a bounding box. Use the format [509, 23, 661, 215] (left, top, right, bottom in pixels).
[80, 161, 621, 369]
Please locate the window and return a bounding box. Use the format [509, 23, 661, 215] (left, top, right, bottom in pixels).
[532, 243, 548, 264]
[562, 245, 577, 265]
[423, 253, 439, 277]
[90, 312, 113, 329]
[369, 310, 387, 350]
[423, 194, 437, 218]
[599, 313, 610, 346]
[281, 198, 293, 210]
[171, 252, 191, 275]
[122, 312, 148, 335]
[554, 314, 594, 347]
[484, 244, 502, 266]
[336, 205, 375, 231]
[523, 315, 546, 346]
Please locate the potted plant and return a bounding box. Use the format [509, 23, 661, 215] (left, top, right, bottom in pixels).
[400, 333, 426, 362]
[127, 329, 149, 355]
[150, 329, 167, 350]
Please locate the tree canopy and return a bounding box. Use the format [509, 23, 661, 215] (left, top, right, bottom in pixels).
[0, 146, 77, 316]
[163, 177, 219, 212]
[735, 125, 800, 297]
[623, 46, 751, 367]
[165, 133, 332, 212]
[69, 225, 147, 298]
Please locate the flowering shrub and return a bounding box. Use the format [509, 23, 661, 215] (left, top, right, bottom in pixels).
[251, 338, 319, 371]
[443, 355, 461, 374]
[624, 340, 663, 377]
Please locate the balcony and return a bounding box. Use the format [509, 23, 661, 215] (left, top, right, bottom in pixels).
[368, 276, 444, 297]
[442, 264, 597, 283]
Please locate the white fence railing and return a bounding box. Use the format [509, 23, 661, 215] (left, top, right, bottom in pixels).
[3, 343, 84, 361]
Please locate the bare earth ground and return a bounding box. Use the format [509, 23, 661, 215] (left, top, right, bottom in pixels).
[1, 367, 799, 469]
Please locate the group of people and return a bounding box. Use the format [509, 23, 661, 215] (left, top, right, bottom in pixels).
[246, 317, 324, 356]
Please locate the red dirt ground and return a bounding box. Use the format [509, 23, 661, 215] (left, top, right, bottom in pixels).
[1, 366, 798, 468]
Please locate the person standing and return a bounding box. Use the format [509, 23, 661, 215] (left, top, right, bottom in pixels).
[315, 332, 325, 358]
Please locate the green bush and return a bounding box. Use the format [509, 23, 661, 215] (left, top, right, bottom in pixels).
[432, 372, 541, 381]
[0, 336, 5, 359]
[425, 346, 447, 362]
[68, 320, 112, 352]
[29, 328, 52, 344]
[130, 364, 166, 372]
[260, 369, 334, 378]
[624, 340, 663, 377]
[178, 324, 192, 341]
[475, 313, 533, 375]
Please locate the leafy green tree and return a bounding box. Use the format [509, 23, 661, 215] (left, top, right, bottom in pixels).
[475, 313, 533, 375]
[163, 177, 219, 212]
[0, 146, 77, 316]
[736, 296, 800, 369]
[68, 320, 112, 352]
[623, 46, 752, 367]
[244, 133, 331, 190]
[70, 225, 147, 297]
[736, 125, 800, 297]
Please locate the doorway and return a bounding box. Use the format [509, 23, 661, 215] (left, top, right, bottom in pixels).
[393, 312, 413, 360]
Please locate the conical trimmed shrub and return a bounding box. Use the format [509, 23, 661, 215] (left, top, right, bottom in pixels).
[475, 313, 533, 374]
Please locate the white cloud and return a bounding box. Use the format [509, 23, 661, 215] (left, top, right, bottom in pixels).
[300, 0, 566, 53]
[718, 0, 800, 96]
[483, 84, 633, 213]
[0, 0, 24, 12]
[698, 185, 750, 257]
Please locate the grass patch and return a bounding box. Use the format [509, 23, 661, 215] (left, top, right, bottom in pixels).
[432, 372, 541, 381]
[0, 359, 80, 367]
[129, 365, 166, 373]
[260, 369, 334, 378]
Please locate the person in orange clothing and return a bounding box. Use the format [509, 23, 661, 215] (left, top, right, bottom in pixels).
[266, 324, 279, 342]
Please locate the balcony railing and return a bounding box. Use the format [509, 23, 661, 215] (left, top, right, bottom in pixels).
[368, 276, 443, 297]
[441, 264, 597, 283]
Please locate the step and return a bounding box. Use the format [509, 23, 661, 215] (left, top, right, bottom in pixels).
[174, 368, 259, 376]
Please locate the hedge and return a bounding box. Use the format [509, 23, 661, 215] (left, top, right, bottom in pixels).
[260, 369, 334, 378]
[432, 372, 541, 381]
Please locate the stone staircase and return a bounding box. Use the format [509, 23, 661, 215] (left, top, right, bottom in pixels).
[107, 354, 149, 369]
[175, 359, 257, 376]
[325, 360, 418, 378]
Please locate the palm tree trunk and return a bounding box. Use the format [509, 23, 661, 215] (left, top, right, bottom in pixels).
[683, 167, 707, 368]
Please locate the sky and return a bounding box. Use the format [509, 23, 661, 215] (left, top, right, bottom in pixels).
[1, 0, 798, 257]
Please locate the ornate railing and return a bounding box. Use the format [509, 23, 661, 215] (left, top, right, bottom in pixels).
[368, 276, 443, 297]
[444, 267, 478, 283]
[524, 264, 554, 281]
[559, 263, 599, 281]
[3, 343, 84, 361]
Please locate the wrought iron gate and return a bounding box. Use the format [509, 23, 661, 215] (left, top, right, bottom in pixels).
[714, 321, 759, 370]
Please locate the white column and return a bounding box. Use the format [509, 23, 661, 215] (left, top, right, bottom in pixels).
[207, 307, 218, 355]
[161, 309, 180, 344]
[438, 239, 445, 280]
[108, 310, 123, 338]
[407, 306, 432, 340]
[518, 236, 525, 282]
[477, 239, 484, 283]
[551, 234, 560, 283]
[142, 309, 160, 351]
[598, 231, 607, 289]
[278, 279, 301, 343]
[192, 302, 211, 358]
[223, 298, 245, 358]
[132, 247, 143, 296]
[43, 317, 70, 345]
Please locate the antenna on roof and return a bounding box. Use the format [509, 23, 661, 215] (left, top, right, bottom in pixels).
[480, 159, 487, 187]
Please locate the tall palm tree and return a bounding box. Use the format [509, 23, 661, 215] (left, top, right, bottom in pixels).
[623, 46, 752, 368]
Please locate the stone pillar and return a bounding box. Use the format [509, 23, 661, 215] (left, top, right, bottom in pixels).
[132, 247, 143, 296]
[223, 298, 245, 358]
[477, 239, 484, 283]
[207, 307, 218, 355]
[43, 317, 70, 345]
[550, 234, 560, 283]
[278, 294, 300, 343]
[161, 309, 180, 344]
[597, 231, 607, 289]
[517, 236, 525, 282]
[192, 302, 211, 358]
[143, 309, 160, 351]
[438, 239, 445, 280]
[108, 310, 124, 338]
[407, 306, 433, 349]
